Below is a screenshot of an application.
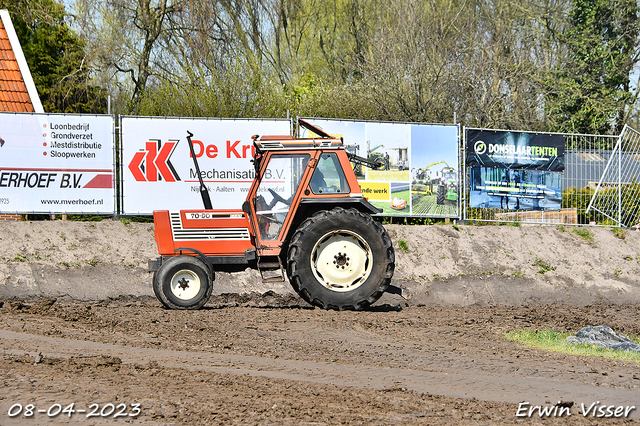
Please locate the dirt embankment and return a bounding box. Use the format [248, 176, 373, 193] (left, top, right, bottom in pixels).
[0, 220, 638, 307]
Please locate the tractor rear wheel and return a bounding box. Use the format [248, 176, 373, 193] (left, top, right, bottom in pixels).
[436, 184, 446, 205]
[154, 256, 212, 310]
[287, 208, 394, 310]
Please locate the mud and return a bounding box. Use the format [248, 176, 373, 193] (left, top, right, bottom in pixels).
[1, 296, 639, 424]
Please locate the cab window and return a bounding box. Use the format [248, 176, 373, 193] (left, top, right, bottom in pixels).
[310, 153, 350, 195]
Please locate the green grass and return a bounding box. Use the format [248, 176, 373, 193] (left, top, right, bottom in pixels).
[398, 239, 409, 252]
[613, 227, 626, 240]
[504, 329, 640, 363]
[573, 227, 593, 242]
[533, 258, 556, 274]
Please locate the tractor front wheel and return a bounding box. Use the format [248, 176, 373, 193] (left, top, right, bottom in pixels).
[287, 208, 394, 310]
[154, 256, 212, 310]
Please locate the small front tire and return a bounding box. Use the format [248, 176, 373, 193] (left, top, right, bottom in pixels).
[154, 256, 212, 310]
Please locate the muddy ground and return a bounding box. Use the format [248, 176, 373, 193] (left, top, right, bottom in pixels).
[1, 220, 640, 424]
[1, 297, 639, 425]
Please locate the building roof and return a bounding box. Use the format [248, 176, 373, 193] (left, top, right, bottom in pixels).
[0, 9, 43, 113]
[563, 149, 640, 189]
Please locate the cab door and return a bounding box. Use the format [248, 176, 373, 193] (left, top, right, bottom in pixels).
[250, 152, 310, 255]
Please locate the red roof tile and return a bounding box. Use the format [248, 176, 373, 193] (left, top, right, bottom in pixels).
[0, 15, 37, 112]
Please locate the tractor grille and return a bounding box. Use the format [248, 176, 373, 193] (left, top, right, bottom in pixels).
[170, 212, 251, 241]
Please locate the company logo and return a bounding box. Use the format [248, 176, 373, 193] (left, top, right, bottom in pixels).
[128, 140, 180, 182]
[474, 140, 486, 155]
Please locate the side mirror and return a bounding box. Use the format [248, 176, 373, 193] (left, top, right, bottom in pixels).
[242, 200, 251, 214]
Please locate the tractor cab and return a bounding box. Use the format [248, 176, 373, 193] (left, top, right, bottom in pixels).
[245, 130, 371, 258]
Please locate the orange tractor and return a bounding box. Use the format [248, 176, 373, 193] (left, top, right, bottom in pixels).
[149, 120, 401, 310]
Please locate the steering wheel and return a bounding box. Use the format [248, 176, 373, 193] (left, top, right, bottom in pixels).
[268, 188, 291, 207]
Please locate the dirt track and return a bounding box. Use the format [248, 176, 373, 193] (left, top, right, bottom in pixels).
[1, 295, 639, 425]
[1, 220, 640, 424]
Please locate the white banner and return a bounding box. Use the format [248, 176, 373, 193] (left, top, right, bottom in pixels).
[121, 117, 292, 214]
[0, 113, 115, 214]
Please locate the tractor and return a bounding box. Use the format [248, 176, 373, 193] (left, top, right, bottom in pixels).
[434, 166, 458, 205]
[149, 119, 401, 310]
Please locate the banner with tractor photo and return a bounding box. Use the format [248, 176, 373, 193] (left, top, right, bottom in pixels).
[466, 129, 565, 211]
[298, 118, 460, 218]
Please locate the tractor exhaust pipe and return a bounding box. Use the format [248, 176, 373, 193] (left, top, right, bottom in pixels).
[186, 130, 213, 210]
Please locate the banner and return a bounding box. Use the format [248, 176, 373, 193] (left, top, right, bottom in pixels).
[466, 129, 565, 210]
[299, 118, 460, 218]
[0, 113, 114, 214]
[466, 129, 565, 171]
[121, 117, 291, 214]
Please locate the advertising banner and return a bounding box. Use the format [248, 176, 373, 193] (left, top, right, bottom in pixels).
[466, 129, 565, 210]
[299, 118, 460, 218]
[121, 117, 291, 214]
[0, 113, 115, 214]
[466, 129, 564, 171]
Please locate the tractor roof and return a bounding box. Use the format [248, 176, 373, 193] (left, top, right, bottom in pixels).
[254, 135, 344, 151]
[253, 119, 343, 151]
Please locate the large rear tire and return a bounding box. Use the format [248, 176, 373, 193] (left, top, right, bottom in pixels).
[436, 184, 445, 205]
[287, 208, 395, 310]
[154, 256, 212, 310]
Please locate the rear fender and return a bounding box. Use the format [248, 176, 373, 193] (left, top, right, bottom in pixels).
[283, 197, 381, 252]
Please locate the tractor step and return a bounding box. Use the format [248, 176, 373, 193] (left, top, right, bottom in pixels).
[258, 261, 281, 268]
[257, 257, 285, 283]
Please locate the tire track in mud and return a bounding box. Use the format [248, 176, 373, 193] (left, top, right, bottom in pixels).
[1, 328, 638, 418]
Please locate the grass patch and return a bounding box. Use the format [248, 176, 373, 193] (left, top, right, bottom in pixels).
[533, 258, 556, 274]
[398, 239, 409, 252]
[612, 227, 626, 240]
[504, 329, 640, 363]
[14, 254, 26, 262]
[573, 227, 593, 242]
